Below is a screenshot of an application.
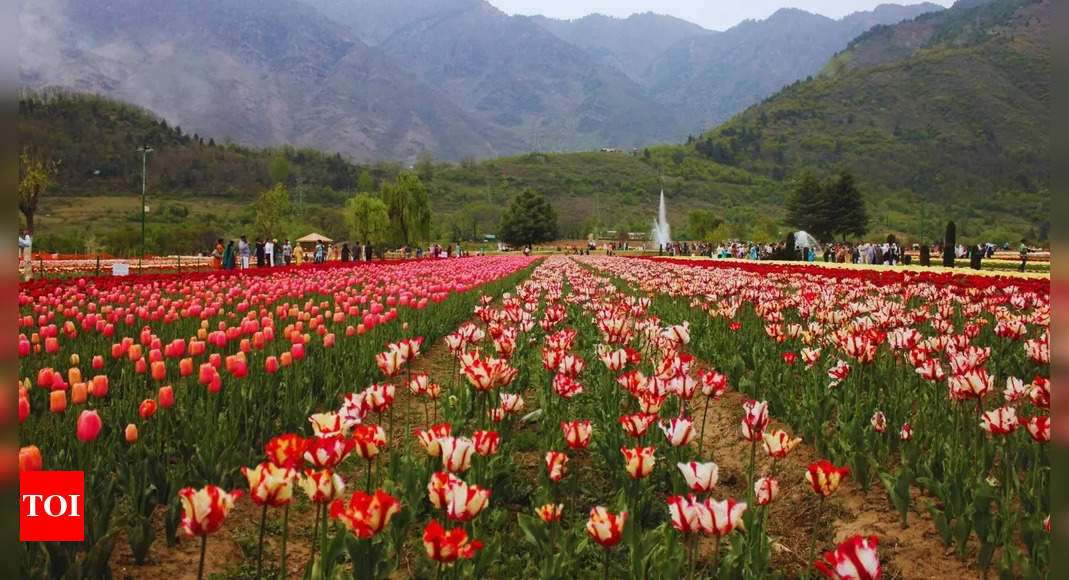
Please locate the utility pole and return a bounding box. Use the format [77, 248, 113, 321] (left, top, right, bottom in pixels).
[136, 146, 154, 273]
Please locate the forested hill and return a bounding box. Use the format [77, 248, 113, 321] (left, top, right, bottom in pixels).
[18, 0, 1050, 254]
[683, 0, 1049, 242]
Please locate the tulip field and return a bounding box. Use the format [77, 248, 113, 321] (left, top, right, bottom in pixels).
[18, 254, 1049, 579]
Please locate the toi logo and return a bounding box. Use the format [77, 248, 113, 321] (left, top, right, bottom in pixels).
[20, 471, 85, 541]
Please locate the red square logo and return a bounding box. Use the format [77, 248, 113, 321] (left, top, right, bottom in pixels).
[20, 471, 85, 541]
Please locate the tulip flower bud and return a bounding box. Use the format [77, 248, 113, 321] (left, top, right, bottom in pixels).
[77, 410, 103, 442]
[125, 424, 139, 443]
[159, 385, 175, 408]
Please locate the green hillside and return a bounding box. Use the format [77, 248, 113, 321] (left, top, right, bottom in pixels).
[689, 0, 1049, 242]
[18, 0, 1050, 255]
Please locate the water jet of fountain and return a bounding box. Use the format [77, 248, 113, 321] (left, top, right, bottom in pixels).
[651, 190, 671, 249]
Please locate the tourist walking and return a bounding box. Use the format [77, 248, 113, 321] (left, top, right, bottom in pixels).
[341, 243, 351, 262]
[283, 240, 293, 265]
[1019, 240, 1029, 272]
[238, 236, 251, 269]
[364, 241, 373, 261]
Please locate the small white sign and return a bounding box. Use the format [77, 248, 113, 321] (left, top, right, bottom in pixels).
[144, 205, 150, 213]
[112, 263, 130, 276]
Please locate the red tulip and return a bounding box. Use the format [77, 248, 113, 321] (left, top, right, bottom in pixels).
[427, 471, 464, 509]
[446, 481, 491, 522]
[440, 436, 475, 473]
[178, 357, 193, 377]
[980, 407, 1020, 435]
[741, 399, 769, 442]
[139, 398, 158, 419]
[805, 460, 850, 497]
[697, 369, 728, 399]
[552, 373, 584, 399]
[1021, 415, 1050, 443]
[299, 469, 346, 504]
[706, 497, 747, 535]
[422, 520, 483, 563]
[763, 429, 802, 458]
[178, 485, 242, 536]
[265, 434, 311, 469]
[331, 489, 401, 538]
[545, 450, 568, 482]
[755, 477, 780, 505]
[158, 385, 175, 408]
[621, 446, 656, 478]
[76, 409, 102, 441]
[814, 534, 881, 580]
[415, 424, 452, 457]
[535, 503, 563, 523]
[667, 494, 712, 534]
[561, 421, 592, 449]
[659, 418, 695, 447]
[471, 430, 500, 457]
[586, 506, 627, 548]
[677, 461, 718, 493]
[91, 375, 108, 397]
[308, 412, 345, 437]
[19, 445, 42, 471]
[304, 435, 356, 468]
[19, 396, 29, 424]
[352, 424, 388, 460]
[619, 413, 658, 438]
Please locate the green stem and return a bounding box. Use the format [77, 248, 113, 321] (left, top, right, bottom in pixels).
[280, 503, 290, 579]
[803, 496, 825, 580]
[310, 502, 321, 563]
[366, 459, 374, 493]
[602, 547, 610, 580]
[256, 502, 268, 580]
[698, 398, 711, 459]
[747, 439, 757, 505]
[197, 534, 207, 580]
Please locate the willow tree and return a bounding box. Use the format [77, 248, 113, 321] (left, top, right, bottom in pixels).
[381, 173, 430, 248]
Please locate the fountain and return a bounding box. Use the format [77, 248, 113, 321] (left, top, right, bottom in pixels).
[651, 190, 671, 249]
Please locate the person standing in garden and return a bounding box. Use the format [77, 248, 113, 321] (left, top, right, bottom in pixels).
[223, 240, 236, 270]
[264, 238, 274, 267]
[283, 240, 293, 265]
[365, 241, 373, 261]
[211, 239, 224, 269]
[238, 235, 251, 269]
[255, 239, 265, 267]
[18, 229, 33, 281]
[1019, 240, 1029, 272]
[341, 243, 351, 262]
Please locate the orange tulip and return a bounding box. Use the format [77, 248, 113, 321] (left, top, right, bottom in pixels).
[91, 375, 109, 397]
[71, 382, 88, 405]
[125, 423, 139, 443]
[49, 390, 67, 413]
[19, 445, 43, 471]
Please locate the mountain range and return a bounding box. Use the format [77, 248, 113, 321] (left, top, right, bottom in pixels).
[19, 0, 944, 160]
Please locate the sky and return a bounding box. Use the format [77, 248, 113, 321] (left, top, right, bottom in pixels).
[490, 0, 955, 31]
